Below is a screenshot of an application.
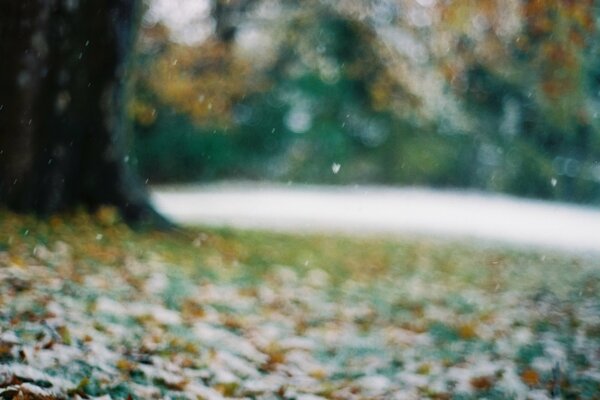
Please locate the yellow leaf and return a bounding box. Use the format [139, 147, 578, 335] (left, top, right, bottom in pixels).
[457, 323, 478, 340]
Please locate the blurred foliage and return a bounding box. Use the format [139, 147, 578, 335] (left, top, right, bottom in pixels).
[131, 0, 600, 203]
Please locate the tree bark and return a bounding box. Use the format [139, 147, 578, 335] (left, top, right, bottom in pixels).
[0, 0, 169, 227]
[214, 0, 257, 43]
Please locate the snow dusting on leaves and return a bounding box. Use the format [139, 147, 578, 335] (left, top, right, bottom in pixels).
[0, 220, 599, 398]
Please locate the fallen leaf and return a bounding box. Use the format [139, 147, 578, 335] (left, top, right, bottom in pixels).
[470, 375, 494, 390]
[521, 369, 540, 386]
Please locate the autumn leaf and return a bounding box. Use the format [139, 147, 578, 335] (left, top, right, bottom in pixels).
[521, 369, 540, 387]
[470, 375, 494, 391]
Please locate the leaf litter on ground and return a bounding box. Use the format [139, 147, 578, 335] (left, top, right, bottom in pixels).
[0, 208, 599, 399]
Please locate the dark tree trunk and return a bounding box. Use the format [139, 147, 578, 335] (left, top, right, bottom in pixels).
[214, 0, 257, 43]
[0, 0, 169, 227]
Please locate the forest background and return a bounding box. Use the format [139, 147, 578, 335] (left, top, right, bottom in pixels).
[131, 0, 600, 205]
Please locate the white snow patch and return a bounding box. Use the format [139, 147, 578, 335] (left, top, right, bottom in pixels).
[152, 183, 600, 254]
[95, 297, 127, 316]
[356, 375, 391, 395]
[186, 382, 225, 400]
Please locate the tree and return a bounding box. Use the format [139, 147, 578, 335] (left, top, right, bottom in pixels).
[0, 0, 168, 227]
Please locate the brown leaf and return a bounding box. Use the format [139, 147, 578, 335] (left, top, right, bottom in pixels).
[521, 369, 540, 386]
[470, 375, 494, 391]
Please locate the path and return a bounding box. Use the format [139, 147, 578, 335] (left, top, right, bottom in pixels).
[152, 183, 600, 254]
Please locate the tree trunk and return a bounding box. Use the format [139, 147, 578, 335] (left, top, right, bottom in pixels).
[0, 0, 169, 227]
[214, 0, 257, 43]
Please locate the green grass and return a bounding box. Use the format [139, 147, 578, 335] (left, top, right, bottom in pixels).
[1, 207, 596, 293]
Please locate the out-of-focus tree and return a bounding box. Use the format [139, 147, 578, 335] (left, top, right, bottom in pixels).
[132, 0, 600, 203]
[133, 0, 419, 183]
[433, 0, 599, 198]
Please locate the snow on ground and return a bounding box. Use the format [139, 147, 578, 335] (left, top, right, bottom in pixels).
[2, 241, 599, 399]
[152, 183, 600, 254]
[2, 189, 600, 399]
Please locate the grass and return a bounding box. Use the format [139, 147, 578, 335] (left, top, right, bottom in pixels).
[1, 206, 594, 290]
[1, 208, 600, 399]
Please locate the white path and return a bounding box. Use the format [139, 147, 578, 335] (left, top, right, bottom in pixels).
[152, 183, 600, 254]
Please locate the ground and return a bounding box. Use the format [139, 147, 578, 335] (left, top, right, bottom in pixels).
[0, 208, 599, 399]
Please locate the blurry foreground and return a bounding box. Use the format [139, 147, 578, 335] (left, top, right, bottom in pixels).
[1, 210, 599, 398]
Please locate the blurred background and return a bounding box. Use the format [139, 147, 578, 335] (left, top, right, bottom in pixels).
[130, 0, 600, 205]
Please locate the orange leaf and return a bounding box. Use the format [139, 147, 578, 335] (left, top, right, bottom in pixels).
[521, 369, 540, 386]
